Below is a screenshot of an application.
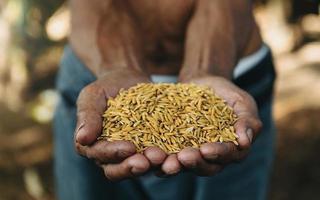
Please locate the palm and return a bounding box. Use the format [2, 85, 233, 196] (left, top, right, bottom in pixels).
[167, 75, 263, 176]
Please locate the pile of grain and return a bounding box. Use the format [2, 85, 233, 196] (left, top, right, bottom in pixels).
[100, 83, 238, 154]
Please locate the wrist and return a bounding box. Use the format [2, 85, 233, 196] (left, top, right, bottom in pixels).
[179, 73, 227, 83]
[178, 67, 233, 83]
[97, 66, 150, 82]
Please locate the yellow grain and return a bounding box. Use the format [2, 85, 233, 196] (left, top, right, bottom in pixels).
[100, 83, 238, 153]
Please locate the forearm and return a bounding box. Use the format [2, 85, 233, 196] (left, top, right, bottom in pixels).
[180, 0, 260, 80]
[69, 0, 145, 76]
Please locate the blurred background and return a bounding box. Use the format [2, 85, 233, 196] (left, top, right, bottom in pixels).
[0, 0, 319, 199]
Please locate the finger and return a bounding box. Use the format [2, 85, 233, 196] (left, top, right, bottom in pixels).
[177, 147, 222, 176]
[75, 83, 107, 145]
[85, 140, 136, 163]
[161, 154, 182, 175]
[102, 153, 150, 181]
[74, 140, 136, 162]
[200, 142, 241, 164]
[143, 147, 167, 166]
[234, 114, 262, 149]
[232, 91, 262, 149]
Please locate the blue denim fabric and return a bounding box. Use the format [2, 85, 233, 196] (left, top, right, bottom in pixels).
[53, 45, 276, 200]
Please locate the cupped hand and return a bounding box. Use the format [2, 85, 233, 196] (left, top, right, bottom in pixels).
[159, 75, 262, 176]
[74, 68, 169, 181]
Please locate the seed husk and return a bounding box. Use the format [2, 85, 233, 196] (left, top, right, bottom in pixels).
[99, 83, 238, 154]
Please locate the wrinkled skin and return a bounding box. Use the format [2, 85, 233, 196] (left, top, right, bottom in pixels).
[75, 73, 262, 180]
[72, 0, 263, 181]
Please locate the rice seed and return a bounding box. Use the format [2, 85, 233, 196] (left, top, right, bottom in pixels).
[100, 83, 238, 154]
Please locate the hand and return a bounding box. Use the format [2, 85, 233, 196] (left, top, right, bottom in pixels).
[165, 75, 262, 176]
[74, 68, 169, 181]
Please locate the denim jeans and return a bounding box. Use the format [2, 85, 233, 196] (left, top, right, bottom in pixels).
[53, 45, 276, 200]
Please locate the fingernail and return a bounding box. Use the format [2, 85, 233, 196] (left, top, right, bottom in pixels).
[246, 128, 253, 144]
[75, 122, 86, 142]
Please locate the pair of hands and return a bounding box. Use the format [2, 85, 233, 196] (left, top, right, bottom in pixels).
[75, 69, 262, 181]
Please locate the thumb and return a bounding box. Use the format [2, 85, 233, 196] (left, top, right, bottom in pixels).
[234, 112, 262, 150]
[75, 83, 107, 145]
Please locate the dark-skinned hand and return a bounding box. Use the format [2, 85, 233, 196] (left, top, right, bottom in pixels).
[155, 75, 262, 176]
[74, 69, 176, 181]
